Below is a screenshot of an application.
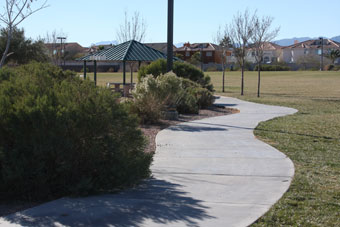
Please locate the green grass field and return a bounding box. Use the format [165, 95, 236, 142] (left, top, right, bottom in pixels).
[214, 71, 340, 226]
[85, 70, 340, 225]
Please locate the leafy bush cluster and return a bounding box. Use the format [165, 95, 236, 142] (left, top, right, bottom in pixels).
[130, 72, 214, 123]
[0, 62, 152, 200]
[254, 64, 290, 71]
[0, 28, 49, 65]
[138, 59, 214, 91]
[324, 64, 340, 71]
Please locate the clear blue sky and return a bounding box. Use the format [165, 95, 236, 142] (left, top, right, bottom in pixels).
[9, 0, 340, 47]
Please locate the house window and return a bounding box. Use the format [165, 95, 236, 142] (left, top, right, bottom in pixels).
[264, 56, 270, 63]
[206, 51, 212, 57]
[185, 52, 190, 57]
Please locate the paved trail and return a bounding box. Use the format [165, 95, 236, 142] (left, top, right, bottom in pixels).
[0, 96, 297, 227]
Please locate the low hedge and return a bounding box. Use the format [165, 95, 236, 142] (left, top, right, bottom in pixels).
[254, 64, 290, 71]
[0, 62, 152, 200]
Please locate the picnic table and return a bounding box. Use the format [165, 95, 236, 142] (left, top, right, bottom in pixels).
[106, 82, 135, 97]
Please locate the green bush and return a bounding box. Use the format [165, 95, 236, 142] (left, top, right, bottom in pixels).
[138, 59, 167, 80]
[132, 72, 214, 120]
[194, 87, 215, 108]
[138, 59, 214, 91]
[0, 66, 14, 82]
[180, 78, 214, 110]
[0, 63, 152, 200]
[177, 91, 198, 114]
[254, 64, 290, 71]
[324, 64, 335, 71]
[131, 73, 184, 123]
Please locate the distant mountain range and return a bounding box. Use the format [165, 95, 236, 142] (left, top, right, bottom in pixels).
[93, 40, 118, 46]
[274, 36, 340, 46]
[92, 36, 340, 48]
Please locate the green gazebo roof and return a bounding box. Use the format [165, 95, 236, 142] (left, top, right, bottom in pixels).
[78, 40, 175, 62]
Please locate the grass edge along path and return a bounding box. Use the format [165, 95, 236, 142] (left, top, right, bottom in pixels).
[214, 71, 340, 226]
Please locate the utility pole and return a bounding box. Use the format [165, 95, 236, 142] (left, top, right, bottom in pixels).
[167, 0, 174, 72]
[57, 37, 66, 66]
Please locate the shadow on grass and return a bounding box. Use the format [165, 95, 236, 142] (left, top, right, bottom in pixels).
[2, 178, 214, 227]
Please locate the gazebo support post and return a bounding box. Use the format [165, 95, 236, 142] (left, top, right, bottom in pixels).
[123, 61, 126, 85]
[130, 62, 133, 84]
[94, 60, 97, 86]
[83, 61, 87, 79]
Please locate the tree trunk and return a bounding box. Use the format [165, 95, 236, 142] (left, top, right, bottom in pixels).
[257, 62, 261, 98]
[222, 62, 225, 92]
[0, 26, 13, 68]
[241, 58, 244, 96]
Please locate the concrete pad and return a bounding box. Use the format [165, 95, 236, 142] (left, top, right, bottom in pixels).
[0, 96, 297, 227]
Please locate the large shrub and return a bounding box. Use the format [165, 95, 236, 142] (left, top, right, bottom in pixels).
[131, 73, 184, 123]
[0, 63, 152, 200]
[138, 59, 214, 91]
[132, 72, 214, 121]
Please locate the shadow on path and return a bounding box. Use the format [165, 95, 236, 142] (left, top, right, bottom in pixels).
[3, 178, 214, 227]
[168, 124, 228, 132]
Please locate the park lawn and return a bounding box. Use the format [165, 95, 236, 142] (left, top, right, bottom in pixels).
[86, 70, 340, 225]
[213, 71, 340, 226]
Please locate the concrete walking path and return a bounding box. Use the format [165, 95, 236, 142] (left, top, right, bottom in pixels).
[0, 96, 297, 227]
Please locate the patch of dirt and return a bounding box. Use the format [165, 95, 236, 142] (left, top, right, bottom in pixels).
[141, 105, 238, 154]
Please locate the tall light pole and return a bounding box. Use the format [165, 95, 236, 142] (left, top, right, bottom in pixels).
[319, 37, 324, 71]
[57, 37, 66, 66]
[167, 0, 174, 72]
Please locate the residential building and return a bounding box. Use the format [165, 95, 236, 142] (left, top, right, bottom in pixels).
[174, 42, 231, 65]
[246, 42, 283, 64]
[278, 39, 340, 64]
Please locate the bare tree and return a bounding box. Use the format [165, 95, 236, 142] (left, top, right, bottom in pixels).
[214, 26, 232, 92]
[116, 11, 147, 43]
[44, 30, 67, 65]
[0, 0, 48, 68]
[116, 11, 147, 84]
[225, 10, 255, 95]
[251, 15, 279, 97]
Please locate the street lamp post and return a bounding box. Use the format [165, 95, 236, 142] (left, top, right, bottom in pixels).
[57, 37, 66, 66]
[319, 37, 324, 71]
[167, 0, 174, 72]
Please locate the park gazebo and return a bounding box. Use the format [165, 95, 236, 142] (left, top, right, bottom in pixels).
[78, 40, 176, 88]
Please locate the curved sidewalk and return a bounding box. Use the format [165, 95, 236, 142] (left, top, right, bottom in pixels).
[0, 96, 297, 227]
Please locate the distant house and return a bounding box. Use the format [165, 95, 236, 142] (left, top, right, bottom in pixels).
[174, 42, 231, 65]
[246, 42, 283, 64]
[278, 39, 340, 64]
[144, 43, 176, 54]
[45, 42, 87, 61]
